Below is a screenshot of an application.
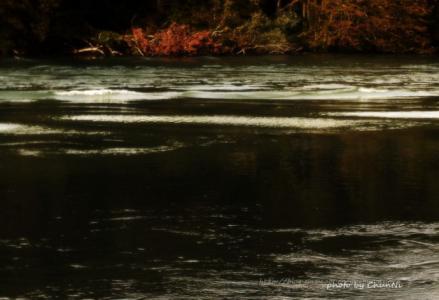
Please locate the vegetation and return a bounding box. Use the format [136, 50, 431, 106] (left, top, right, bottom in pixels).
[303, 0, 434, 53]
[1, 0, 438, 56]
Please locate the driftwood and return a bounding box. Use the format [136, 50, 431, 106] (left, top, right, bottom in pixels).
[73, 47, 105, 56]
[73, 45, 122, 56]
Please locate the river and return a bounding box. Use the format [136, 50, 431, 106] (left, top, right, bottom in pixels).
[0, 55, 439, 299]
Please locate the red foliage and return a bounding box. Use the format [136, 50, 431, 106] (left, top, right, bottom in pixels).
[131, 28, 149, 54]
[127, 23, 222, 56]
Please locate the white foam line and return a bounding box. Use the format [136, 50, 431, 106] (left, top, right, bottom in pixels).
[174, 84, 269, 91]
[328, 111, 439, 119]
[60, 114, 361, 129]
[0, 123, 108, 136]
[181, 88, 439, 100]
[55, 89, 129, 96]
[0, 123, 64, 135]
[2, 87, 438, 104]
[0, 124, 25, 133]
[64, 146, 177, 156]
[53, 89, 181, 103]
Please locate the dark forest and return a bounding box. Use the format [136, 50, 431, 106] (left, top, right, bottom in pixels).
[1, 1, 439, 56]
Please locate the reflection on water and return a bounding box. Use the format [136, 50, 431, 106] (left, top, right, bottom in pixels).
[1, 207, 439, 299]
[329, 111, 439, 119]
[61, 114, 366, 129]
[0, 124, 54, 134]
[0, 55, 439, 299]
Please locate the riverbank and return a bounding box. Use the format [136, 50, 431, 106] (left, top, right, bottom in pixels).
[1, 0, 438, 57]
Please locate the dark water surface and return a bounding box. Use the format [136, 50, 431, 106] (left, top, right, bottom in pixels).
[1, 55, 439, 299]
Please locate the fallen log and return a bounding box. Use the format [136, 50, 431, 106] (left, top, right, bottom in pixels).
[73, 47, 105, 56]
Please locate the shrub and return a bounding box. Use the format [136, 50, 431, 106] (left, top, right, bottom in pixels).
[128, 23, 222, 56]
[301, 0, 434, 53]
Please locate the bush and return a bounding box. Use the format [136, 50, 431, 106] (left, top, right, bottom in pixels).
[128, 23, 222, 56]
[302, 0, 434, 53]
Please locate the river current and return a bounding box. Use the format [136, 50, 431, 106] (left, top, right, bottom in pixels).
[0, 55, 439, 299]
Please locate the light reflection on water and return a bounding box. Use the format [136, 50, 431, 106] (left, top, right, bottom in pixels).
[1, 210, 439, 299]
[0, 56, 439, 299]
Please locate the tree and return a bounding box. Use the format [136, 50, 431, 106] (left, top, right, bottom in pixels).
[299, 0, 434, 53]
